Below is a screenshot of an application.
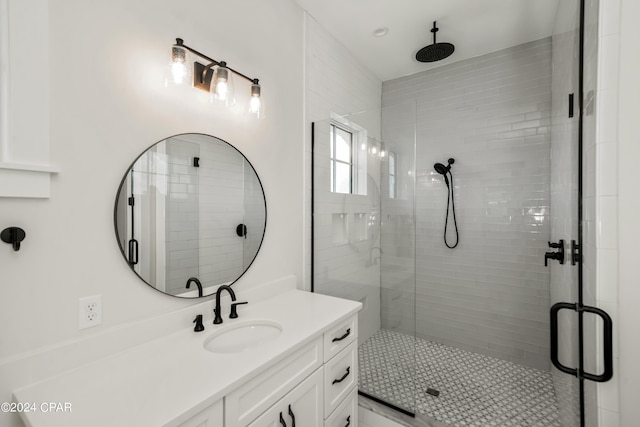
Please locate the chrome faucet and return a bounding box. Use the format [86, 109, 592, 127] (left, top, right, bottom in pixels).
[213, 285, 248, 324]
[186, 277, 203, 297]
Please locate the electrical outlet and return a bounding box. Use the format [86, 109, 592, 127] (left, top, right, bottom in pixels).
[79, 295, 102, 329]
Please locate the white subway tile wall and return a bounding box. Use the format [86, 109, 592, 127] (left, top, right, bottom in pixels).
[197, 138, 258, 288]
[166, 139, 201, 295]
[590, 0, 621, 423]
[382, 39, 553, 370]
[242, 161, 266, 270]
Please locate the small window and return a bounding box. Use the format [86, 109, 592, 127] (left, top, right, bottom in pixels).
[389, 151, 397, 199]
[330, 124, 354, 194]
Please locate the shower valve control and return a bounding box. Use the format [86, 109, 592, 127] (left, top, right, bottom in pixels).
[545, 240, 565, 266]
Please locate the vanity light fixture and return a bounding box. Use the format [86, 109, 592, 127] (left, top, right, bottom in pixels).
[170, 38, 263, 117]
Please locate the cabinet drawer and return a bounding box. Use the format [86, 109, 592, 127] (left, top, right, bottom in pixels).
[324, 341, 357, 417]
[247, 368, 323, 427]
[325, 387, 357, 427]
[225, 336, 323, 427]
[324, 316, 357, 362]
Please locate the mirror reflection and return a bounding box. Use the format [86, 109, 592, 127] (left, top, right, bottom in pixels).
[114, 133, 266, 298]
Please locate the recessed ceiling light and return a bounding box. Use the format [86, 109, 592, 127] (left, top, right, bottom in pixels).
[372, 27, 389, 37]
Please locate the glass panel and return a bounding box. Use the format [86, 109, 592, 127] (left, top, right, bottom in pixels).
[550, 0, 582, 424]
[377, 101, 417, 415]
[334, 127, 352, 162]
[334, 162, 351, 194]
[313, 105, 417, 415]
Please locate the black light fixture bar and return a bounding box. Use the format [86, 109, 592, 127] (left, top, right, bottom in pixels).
[175, 38, 258, 85]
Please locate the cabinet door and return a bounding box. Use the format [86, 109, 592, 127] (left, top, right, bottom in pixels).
[177, 399, 223, 427]
[248, 368, 323, 427]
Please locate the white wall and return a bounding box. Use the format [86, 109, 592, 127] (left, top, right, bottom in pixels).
[617, 0, 640, 424]
[586, 0, 623, 424]
[0, 0, 303, 424]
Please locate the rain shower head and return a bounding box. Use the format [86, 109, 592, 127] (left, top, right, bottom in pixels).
[416, 21, 455, 63]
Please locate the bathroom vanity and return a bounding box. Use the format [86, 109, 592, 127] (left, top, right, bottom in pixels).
[13, 284, 361, 427]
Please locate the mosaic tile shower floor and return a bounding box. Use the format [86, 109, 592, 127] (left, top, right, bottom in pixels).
[359, 329, 562, 427]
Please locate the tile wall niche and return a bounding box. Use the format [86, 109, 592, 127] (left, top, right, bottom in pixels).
[382, 39, 553, 370]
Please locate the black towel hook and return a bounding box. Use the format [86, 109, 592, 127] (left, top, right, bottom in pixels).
[1, 227, 26, 251]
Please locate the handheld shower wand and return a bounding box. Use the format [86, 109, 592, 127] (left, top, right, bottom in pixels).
[434, 158, 459, 248]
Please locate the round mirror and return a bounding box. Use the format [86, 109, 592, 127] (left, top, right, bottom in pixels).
[114, 133, 266, 298]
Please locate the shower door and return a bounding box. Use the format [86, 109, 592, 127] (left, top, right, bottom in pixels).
[311, 104, 418, 416]
[551, 0, 614, 426]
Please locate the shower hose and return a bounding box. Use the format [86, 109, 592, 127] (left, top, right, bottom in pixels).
[443, 170, 459, 249]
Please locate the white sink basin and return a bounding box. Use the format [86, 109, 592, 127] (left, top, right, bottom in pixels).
[203, 320, 283, 354]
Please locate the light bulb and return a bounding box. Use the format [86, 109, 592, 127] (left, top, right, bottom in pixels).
[248, 79, 262, 117]
[249, 96, 261, 113]
[216, 80, 228, 100]
[169, 44, 190, 86]
[211, 63, 234, 105]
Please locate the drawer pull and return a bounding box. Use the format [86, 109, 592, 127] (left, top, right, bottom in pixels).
[288, 404, 296, 427]
[279, 411, 286, 427]
[345, 415, 351, 427]
[332, 328, 351, 343]
[332, 366, 351, 385]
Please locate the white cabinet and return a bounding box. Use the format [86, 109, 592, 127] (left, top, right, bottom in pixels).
[323, 316, 358, 427]
[230, 314, 359, 427]
[177, 399, 223, 427]
[248, 369, 324, 427]
[225, 337, 323, 426]
[325, 388, 357, 427]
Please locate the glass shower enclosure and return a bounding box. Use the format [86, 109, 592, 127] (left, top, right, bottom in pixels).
[312, 1, 612, 424]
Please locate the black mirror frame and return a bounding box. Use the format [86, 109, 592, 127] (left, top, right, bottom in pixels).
[113, 133, 267, 298]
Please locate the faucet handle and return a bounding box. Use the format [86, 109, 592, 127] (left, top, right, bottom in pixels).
[230, 301, 248, 319]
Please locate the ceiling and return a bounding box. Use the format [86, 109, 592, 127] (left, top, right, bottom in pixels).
[295, 0, 560, 81]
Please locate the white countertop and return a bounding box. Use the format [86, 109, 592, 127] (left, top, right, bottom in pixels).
[13, 290, 361, 427]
